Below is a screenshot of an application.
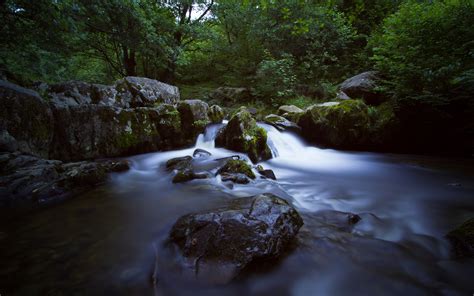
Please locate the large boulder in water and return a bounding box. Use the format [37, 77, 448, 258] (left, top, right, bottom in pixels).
[298, 100, 371, 149]
[208, 105, 225, 123]
[178, 100, 210, 145]
[215, 108, 272, 163]
[447, 218, 474, 258]
[339, 71, 385, 105]
[0, 80, 54, 158]
[169, 193, 303, 283]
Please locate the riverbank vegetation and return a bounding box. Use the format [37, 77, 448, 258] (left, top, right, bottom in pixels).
[1, 0, 473, 155]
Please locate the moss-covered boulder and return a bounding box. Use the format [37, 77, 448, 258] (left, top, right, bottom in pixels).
[208, 104, 225, 123]
[0, 80, 54, 158]
[178, 100, 210, 145]
[298, 100, 371, 149]
[215, 109, 272, 163]
[447, 218, 474, 258]
[49, 104, 185, 161]
[217, 159, 255, 179]
[298, 100, 397, 150]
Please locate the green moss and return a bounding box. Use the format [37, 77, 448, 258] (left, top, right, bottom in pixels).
[117, 131, 139, 149]
[218, 159, 255, 179]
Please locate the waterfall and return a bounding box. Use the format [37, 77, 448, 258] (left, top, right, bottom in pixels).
[194, 123, 225, 149]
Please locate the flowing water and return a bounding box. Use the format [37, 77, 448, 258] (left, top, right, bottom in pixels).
[1, 123, 474, 295]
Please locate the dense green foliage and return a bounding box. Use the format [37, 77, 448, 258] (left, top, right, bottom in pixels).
[1, 0, 473, 154]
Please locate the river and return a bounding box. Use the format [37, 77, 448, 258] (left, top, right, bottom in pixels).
[1, 123, 474, 295]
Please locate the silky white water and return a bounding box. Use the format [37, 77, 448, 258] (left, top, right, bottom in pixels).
[1, 121, 474, 295]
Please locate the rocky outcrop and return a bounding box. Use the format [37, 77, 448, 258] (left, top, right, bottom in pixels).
[178, 100, 210, 145]
[114, 76, 180, 108]
[215, 108, 272, 163]
[339, 71, 385, 105]
[49, 104, 182, 161]
[447, 218, 474, 258]
[169, 193, 303, 283]
[208, 105, 225, 123]
[264, 114, 300, 133]
[0, 80, 54, 158]
[0, 152, 129, 207]
[47, 77, 180, 108]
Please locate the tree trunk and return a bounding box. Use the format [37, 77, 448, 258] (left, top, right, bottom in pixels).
[123, 46, 136, 76]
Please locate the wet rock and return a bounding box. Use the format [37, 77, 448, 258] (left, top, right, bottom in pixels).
[339, 71, 385, 105]
[178, 100, 210, 144]
[208, 105, 225, 124]
[264, 114, 300, 133]
[166, 156, 193, 171]
[220, 172, 251, 184]
[217, 159, 255, 179]
[193, 148, 212, 158]
[169, 193, 304, 283]
[172, 170, 209, 183]
[0, 80, 54, 158]
[0, 152, 130, 207]
[256, 165, 276, 180]
[215, 108, 272, 163]
[447, 218, 474, 258]
[298, 99, 372, 149]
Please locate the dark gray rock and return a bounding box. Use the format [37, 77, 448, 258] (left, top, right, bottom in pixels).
[193, 148, 212, 158]
[178, 100, 210, 144]
[0, 80, 54, 158]
[220, 172, 251, 184]
[217, 159, 255, 179]
[169, 193, 303, 283]
[264, 114, 300, 133]
[0, 152, 130, 207]
[340, 71, 385, 105]
[166, 156, 193, 171]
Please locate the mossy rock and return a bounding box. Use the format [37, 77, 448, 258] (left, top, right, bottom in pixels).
[215, 109, 272, 163]
[178, 100, 210, 144]
[298, 100, 372, 149]
[217, 159, 255, 179]
[208, 105, 225, 123]
[447, 218, 474, 258]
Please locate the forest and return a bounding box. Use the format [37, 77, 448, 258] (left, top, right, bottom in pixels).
[1, 0, 473, 154]
[1, 1, 474, 295]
